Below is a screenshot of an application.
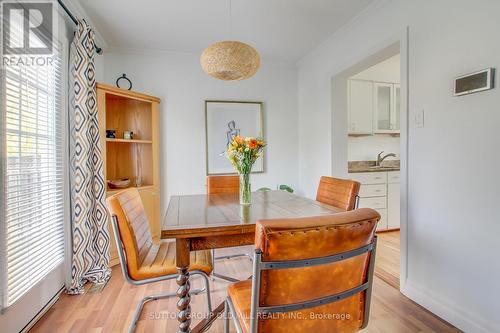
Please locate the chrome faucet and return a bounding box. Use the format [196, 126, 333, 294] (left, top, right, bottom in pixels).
[377, 151, 396, 166]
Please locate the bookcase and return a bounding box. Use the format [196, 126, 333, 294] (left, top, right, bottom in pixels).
[96, 83, 161, 266]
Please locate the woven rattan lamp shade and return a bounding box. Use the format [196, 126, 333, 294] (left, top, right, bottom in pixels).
[200, 41, 260, 81]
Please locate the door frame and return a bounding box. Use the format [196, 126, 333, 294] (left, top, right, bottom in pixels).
[331, 27, 410, 288]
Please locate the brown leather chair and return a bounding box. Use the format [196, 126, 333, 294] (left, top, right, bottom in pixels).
[224, 208, 380, 333]
[106, 188, 213, 333]
[316, 176, 361, 211]
[207, 175, 240, 194]
[206, 175, 252, 282]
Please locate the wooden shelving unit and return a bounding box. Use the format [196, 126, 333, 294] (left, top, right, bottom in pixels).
[97, 83, 161, 266]
[105, 138, 153, 144]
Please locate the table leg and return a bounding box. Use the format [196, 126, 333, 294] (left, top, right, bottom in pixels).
[176, 238, 191, 333]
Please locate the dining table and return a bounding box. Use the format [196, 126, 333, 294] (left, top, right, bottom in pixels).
[161, 190, 343, 333]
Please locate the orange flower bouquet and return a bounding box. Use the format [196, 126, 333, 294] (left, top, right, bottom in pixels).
[226, 136, 266, 205]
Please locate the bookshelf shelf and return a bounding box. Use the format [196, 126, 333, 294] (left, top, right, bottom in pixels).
[105, 138, 153, 144]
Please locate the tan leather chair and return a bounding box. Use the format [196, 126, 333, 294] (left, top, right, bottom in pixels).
[206, 175, 252, 282]
[106, 188, 213, 333]
[224, 208, 380, 333]
[316, 176, 361, 211]
[207, 175, 240, 194]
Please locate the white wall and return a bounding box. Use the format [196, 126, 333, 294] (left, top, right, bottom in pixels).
[351, 53, 400, 82]
[348, 135, 399, 161]
[102, 49, 298, 214]
[297, 0, 500, 332]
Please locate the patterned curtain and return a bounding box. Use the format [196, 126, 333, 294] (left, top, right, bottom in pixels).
[66, 20, 110, 294]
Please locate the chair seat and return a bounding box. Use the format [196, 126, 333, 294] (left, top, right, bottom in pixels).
[228, 274, 367, 333]
[129, 240, 213, 280]
[227, 280, 252, 333]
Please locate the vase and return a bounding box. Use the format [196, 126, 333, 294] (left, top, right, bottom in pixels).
[239, 173, 251, 205]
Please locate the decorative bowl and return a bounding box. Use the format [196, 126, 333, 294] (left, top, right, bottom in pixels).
[107, 178, 130, 189]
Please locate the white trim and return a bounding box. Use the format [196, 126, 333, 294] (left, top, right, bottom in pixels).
[62, 14, 73, 292]
[399, 26, 409, 286]
[401, 280, 496, 333]
[0, 43, 6, 312]
[19, 287, 64, 333]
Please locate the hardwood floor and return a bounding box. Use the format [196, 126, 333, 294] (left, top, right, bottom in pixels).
[30, 243, 459, 333]
[375, 230, 401, 289]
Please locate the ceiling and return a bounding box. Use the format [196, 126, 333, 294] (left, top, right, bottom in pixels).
[77, 0, 374, 64]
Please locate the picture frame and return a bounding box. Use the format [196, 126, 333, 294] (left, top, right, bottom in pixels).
[205, 100, 264, 175]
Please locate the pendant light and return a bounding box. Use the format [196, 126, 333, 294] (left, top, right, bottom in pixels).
[200, 0, 260, 80]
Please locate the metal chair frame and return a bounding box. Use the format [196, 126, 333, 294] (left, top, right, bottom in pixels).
[224, 236, 377, 333]
[212, 249, 253, 283]
[111, 215, 213, 333]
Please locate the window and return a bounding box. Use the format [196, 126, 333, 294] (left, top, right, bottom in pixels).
[1, 45, 64, 308]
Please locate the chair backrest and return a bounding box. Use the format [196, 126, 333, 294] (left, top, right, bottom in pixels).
[106, 188, 152, 280]
[206, 175, 239, 194]
[250, 208, 380, 333]
[316, 176, 361, 211]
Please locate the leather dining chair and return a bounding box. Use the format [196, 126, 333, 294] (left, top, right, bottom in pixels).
[206, 175, 253, 283]
[224, 208, 380, 333]
[207, 175, 240, 194]
[316, 176, 361, 211]
[106, 188, 213, 333]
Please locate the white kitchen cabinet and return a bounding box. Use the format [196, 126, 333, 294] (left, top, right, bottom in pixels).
[350, 170, 400, 231]
[387, 171, 400, 229]
[358, 196, 386, 210]
[375, 209, 387, 231]
[374, 82, 400, 134]
[349, 172, 386, 185]
[393, 84, 401, 131]
[348, 79, 373, 134]
[358, 184, 386, 197]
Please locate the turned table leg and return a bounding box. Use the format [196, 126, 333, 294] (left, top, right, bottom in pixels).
[176, 238, 191, 333]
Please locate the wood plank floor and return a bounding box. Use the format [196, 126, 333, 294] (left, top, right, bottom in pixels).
[31, 241, 459, 333]
[375, 230, 401, 289]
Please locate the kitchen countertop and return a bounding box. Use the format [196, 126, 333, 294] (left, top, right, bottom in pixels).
[348, 160, 400, 173]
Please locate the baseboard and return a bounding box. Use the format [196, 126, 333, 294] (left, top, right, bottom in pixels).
[400, 280, 496, 333]
[20, 286, 64, 333]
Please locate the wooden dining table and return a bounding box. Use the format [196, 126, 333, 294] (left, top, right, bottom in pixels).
[161, 190, 343, 333]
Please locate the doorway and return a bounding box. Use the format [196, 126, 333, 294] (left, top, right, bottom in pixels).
[331, 37, 408, 290]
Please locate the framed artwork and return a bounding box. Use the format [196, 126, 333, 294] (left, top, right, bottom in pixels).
[205, 100, 264, 175]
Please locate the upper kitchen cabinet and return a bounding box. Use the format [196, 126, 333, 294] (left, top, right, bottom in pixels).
[393, 84, 401, 131]
[374, 82, 400, 134]
[348, 79, 373, 135]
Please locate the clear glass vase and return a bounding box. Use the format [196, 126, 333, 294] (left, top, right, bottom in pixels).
[239, 173, 251, 205]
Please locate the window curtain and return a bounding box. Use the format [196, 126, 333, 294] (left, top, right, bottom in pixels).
[66, 20, 110, 294]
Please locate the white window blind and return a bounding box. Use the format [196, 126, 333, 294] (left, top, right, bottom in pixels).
[1, 46, 64, 308]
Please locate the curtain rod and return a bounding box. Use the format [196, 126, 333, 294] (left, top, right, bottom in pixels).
[57, 0, 103, 55]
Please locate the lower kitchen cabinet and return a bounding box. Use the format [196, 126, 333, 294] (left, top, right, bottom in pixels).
[387, 182, 400, 229]
[350, 171, 400, 231]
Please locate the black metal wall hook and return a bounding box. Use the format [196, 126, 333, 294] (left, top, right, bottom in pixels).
[116, 74, 132, 90]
